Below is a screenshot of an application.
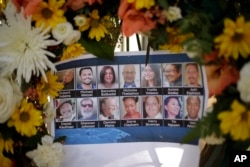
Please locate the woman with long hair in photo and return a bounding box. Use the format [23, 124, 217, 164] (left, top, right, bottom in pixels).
[141, 64, 161, 87]
[164, 96, 182, 119]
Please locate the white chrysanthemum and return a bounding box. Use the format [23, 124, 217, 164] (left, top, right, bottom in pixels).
[63, 30, 81, 45]
[52, 22, 74, 41]
[0, 77, 22, 123]
[26, 135, 64, 167]
[237, 62, 250, 103]
[43, 102, 56, 123]
[165, 6, 182, 23]
[184, 39, 203, 58]
[0, 6, 58, 85]
[4, 0, 17, 16]
[74, 15, 88, 27]
[202, 133, 225, 145]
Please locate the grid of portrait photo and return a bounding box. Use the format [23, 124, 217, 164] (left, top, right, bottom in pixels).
[54, 62, 205, 129]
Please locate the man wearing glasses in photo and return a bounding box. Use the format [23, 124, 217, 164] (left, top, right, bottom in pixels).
[78, 98, 97, 120]
[163, 64, 182, 87]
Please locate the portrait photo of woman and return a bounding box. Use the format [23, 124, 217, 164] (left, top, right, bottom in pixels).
[164, 96, 183, 119]
[141, 64, 162, 87]
[97, 65, 119, 89]
[122, 96, 141, 119]
[143, 96, 163, 119]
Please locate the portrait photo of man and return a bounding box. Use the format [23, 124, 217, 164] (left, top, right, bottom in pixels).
[120, 64, 140, 88]
[77, 97, 97, 120]
[76, 67, 97, 90]
[99, 97, 120, 120]
[184, 96, 201, 120]
[184, 63, 202, 87]
[163, 63, 182, 87]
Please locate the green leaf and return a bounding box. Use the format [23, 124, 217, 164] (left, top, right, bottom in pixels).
[79, 38, 115, 60]
[156, 0, 168, 9]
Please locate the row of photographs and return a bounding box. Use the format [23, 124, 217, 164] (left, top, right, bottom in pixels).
[55, 95, 203, 123]
[56, 62, 203, 91]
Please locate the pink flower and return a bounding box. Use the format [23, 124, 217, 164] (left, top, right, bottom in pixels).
[12, 0, 42, 16]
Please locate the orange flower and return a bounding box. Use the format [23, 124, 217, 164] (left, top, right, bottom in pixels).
[64, 0, 87, 11]
[118, 0, 130, 18]
[205, 62, 239, 97]
[203, 50, 220, 63]
[118, 0, 156, 36]
[64, 0, 102, 10]
[86, 0, 103, 5]
[12, 0, 42, 16]
[121, 9, 156, 36]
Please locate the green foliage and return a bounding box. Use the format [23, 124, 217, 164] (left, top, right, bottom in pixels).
[156, 0, 169, 9]
[148, 26, 169, 50]
[79, 38, 115, 60]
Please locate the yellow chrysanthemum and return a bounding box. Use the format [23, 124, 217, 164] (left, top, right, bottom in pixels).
[0, 153, 13, 167]
[0, 137, 12, 167]
[159, 27, 193, 53]
[36, 71, 64, 105]
[4, 138, 14, 154]
[218, 100, 250, 141]
[61, 43, 86, 61]
[7, 99, 43, 137]
[0, 136, 13, 154]
[32, 0, 66, 29]
[88, 10, 108, 41]
[214, 16, 250, 60]
[128, 0, 155, 10]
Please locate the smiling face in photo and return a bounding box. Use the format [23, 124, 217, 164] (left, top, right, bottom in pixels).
[145, 96, 161, 118]
[165, 98, 180, 118]
[164, 64, 181, 83]
[60, 102, 73, 119]
[80, 69, 93, 85]
[144, 65, 155, 81]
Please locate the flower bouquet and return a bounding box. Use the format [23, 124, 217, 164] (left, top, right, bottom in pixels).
[1, 0, 250, 167]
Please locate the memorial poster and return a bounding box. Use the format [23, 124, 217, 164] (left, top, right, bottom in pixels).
[52, 51, 208, 145]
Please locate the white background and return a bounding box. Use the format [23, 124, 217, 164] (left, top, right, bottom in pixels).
[61, 142, 199, 167]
